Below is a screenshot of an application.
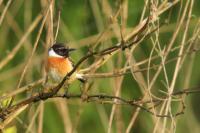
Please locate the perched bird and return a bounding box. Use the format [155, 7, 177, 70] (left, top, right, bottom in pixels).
[45, 43, 85, 84]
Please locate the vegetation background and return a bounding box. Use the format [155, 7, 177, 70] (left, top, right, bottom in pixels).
[0, 0, 200, 133]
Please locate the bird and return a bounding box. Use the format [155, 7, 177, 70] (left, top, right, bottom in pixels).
[45, 43, 85, 85]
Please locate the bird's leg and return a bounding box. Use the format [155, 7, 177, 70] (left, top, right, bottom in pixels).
[63, 81, 69, 96]
[80, 81, 92, 101]
[42, 75, 50, 93]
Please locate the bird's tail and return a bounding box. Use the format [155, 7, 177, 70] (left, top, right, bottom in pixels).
[75, 73, 86, 83]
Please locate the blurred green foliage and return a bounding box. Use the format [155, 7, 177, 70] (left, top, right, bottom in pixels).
[0, 0, 200, 133]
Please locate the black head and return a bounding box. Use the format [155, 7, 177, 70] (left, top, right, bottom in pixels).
[50, 43, 75, 57]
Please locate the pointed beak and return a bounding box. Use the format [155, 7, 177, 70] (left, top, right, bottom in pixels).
[68, 48, 76, 52]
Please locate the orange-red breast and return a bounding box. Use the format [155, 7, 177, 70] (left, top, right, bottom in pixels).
[46, 43, 85, 83]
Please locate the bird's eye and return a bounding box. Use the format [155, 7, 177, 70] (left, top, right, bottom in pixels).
[57, 49, 67, 56]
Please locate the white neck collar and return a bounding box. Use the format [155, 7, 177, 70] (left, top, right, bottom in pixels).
[48, 48, 63, 58]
